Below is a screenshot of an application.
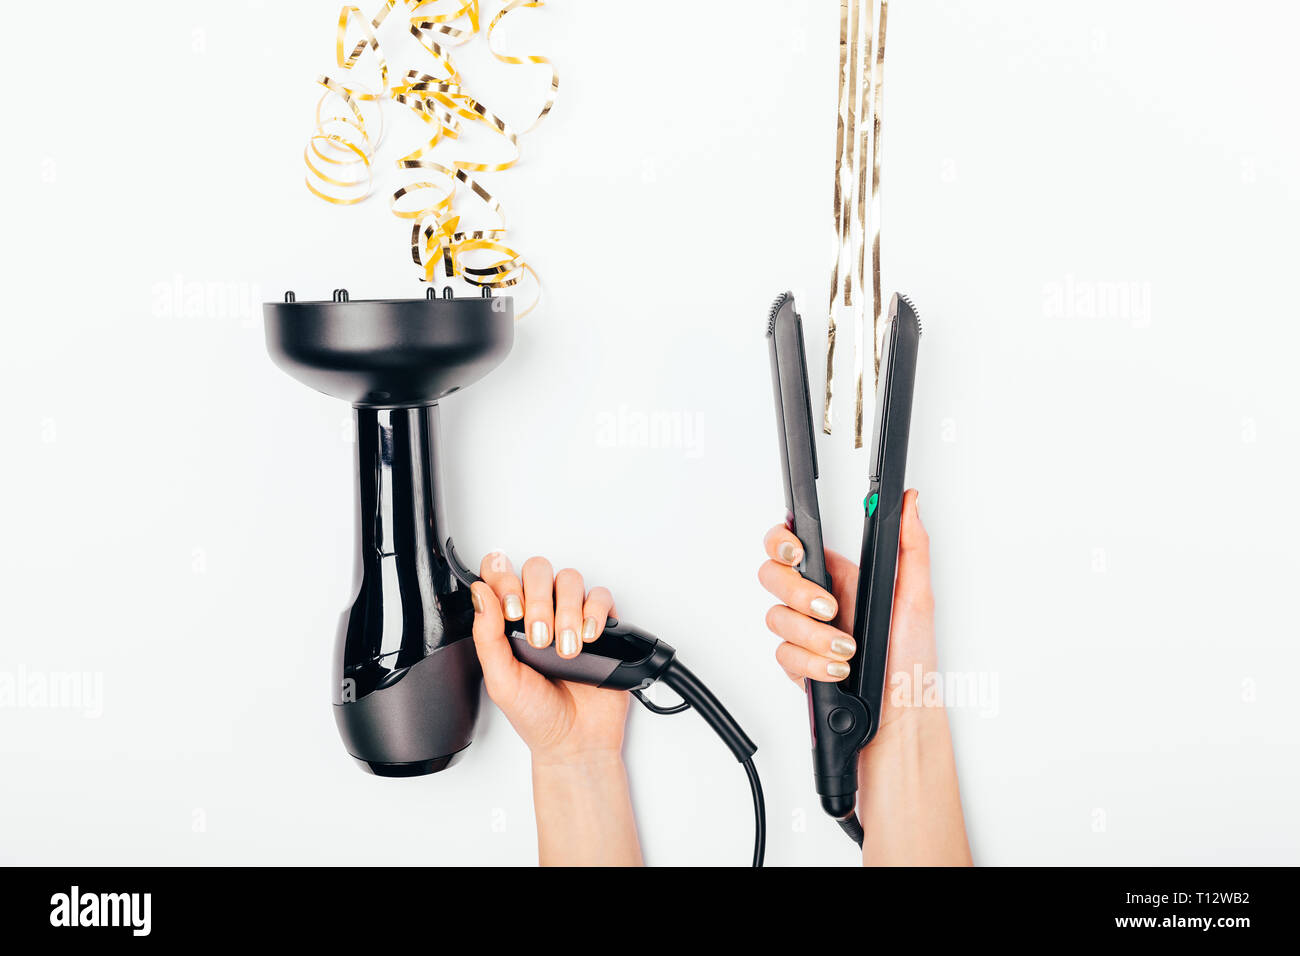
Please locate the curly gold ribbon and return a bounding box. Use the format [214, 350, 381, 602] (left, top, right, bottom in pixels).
[304, 77, 382, 205]
[409, 0, 479, 82]
[489, 1, 559, 131]
[304, 0, 556, 318]
[336, 4, 392, 100]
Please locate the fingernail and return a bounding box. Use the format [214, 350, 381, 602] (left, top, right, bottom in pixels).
[558, 628, 579, 657]
[582, 617, 599, 642]
[778, 541, 803, 566]
[830, 637, 855, 659]
[827, 661, 850, 679]
[913, 493, 920, 519]
[529, 620, 549, 648]
[471, 588, 484, 614]
[487, 551, 510, 572]
[503, 594, 523, 620]
[810, 596, 835, 619]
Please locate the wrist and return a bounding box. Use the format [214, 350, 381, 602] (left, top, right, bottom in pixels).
[866, 703, 951, 757]
[531, 746, 625, 773]
[531, 749, 642, 866]
[857, 706, 972, 866]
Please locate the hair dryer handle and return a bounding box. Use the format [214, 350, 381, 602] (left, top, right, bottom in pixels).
[442, 537, 676, 691]
[504, 618, 675, 691]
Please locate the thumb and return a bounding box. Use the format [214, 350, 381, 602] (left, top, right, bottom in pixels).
[470, 581, 524, 704]
[895, 489, 934, 610]
[898, 486, 928, 547]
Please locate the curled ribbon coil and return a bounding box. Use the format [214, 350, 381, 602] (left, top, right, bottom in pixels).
[303, 0, 556, 317]
[489, 1, 558, 131]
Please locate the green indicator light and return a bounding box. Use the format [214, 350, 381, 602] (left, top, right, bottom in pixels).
[867, 493, 879, 516]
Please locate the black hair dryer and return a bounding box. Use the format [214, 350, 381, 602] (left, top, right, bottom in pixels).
[265, 289, 767, 862]
[264, 289, 513, 776]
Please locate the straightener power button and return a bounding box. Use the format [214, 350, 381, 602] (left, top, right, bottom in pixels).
[828, 707, 855, 734]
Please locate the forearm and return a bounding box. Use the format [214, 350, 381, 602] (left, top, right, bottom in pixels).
[532, 753, 643, 866]
[857, 710, 972, 866]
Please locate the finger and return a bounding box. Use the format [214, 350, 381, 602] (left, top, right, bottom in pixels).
[553, 568, 585, 659]
[898, 489, 930, 567]
[757, 560, 838, 621]
[824, 550, 859, 615]
[763, 524, 805, 567]
[765, 604, 856, 660]
[895, 489, 934, 616]
[480, 551, 524, 622]
[581, 586, 614, 642]
[775, 641, 851, 683]
[521, 556, 555, 649]
[470, 582, 523, 702]
[825, 548, 859, 586]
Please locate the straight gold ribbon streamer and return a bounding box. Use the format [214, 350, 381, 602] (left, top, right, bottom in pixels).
[851, 7, 873, 448]
[824, 0, 889, 446]
[824, 0, 852, 435]
[303, 0, 556, 317]
[869, 1, 888, 391]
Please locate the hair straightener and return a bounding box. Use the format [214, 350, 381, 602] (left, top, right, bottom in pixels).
[767, 290, 921, 847]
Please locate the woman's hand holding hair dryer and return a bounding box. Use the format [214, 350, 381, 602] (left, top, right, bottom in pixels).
[469, 552, 643, 866]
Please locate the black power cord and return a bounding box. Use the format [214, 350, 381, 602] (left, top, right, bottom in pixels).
[638, 660, 766, 867]
[742, 757, 766, 867]
[630, 687, 767, 865]
[630, 688, 690, 715]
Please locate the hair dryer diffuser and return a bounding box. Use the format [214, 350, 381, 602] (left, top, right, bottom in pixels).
[265, 290, 513, 776]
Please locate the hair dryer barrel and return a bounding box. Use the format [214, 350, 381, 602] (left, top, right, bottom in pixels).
[332, 404, 481, 776]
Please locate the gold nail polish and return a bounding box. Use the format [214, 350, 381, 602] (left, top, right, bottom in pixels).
[504, 594, 523, 620]
[810, 597, 835, 619]
[778, 541, 803, 565]
[827, 661, 850, 679]
[582, 617, 598, 642]
[529, 620, 549, 648]
[830, 637, 855, 658]
[558, 628, 579, 657]
[471, 589, 484, 614]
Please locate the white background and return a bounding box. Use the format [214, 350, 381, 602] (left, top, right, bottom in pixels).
[2, 0, 1298, 865]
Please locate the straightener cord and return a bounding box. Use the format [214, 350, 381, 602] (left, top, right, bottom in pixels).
[838, 813, 864, 848]
[743, 757, 766, 867]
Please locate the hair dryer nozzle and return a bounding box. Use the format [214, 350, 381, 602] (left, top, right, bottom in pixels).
[264, 292, 513, 407]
